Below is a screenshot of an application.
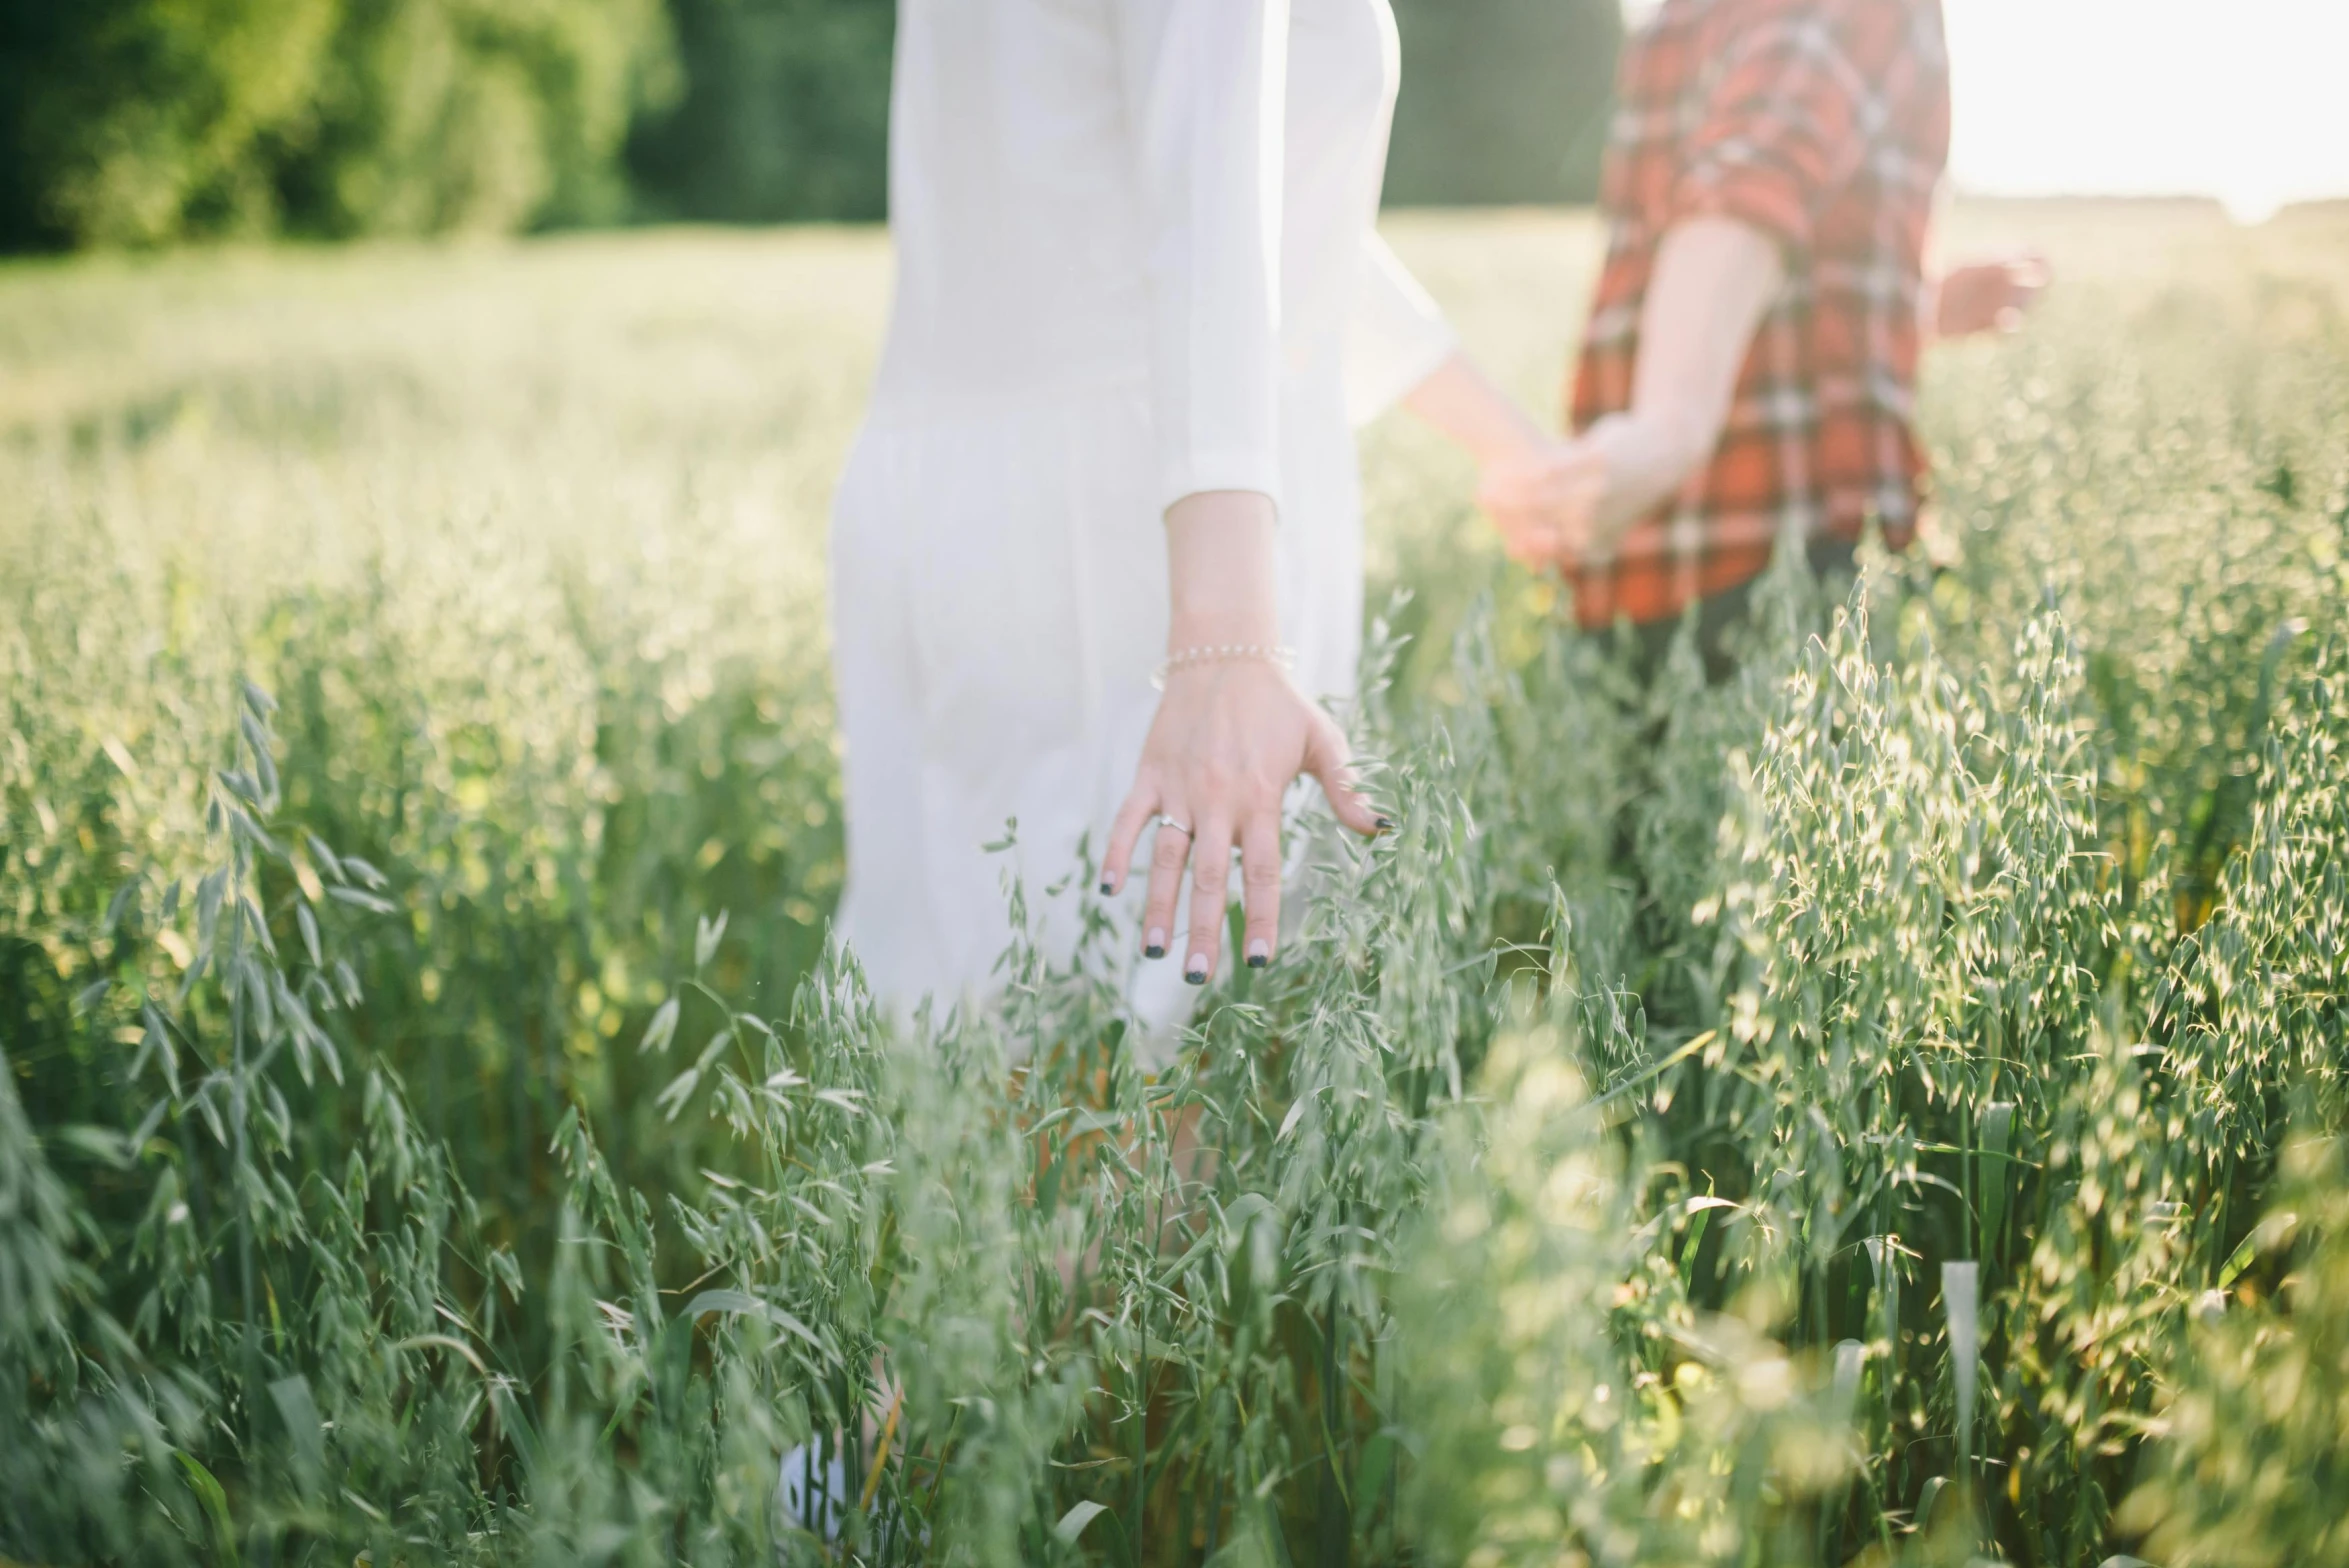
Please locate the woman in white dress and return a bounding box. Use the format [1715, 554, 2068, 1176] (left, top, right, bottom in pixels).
[830, 0, 1552, 1029]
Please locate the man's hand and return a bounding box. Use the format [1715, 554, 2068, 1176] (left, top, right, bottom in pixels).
[1477, 438, 1610, 569]
[1477, 411, 1717, 571]
[1933, 253, 2051, 338]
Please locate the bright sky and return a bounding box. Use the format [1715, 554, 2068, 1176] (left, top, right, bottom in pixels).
[1943, 0, 2349, 222]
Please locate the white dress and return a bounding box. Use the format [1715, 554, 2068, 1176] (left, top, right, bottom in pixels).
[829, 0, 1456, 1029]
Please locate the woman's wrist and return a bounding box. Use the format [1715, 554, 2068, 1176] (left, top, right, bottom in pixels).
[1164, 489, 1281, 650]
[1400, 349, 1552, 471]
[1153, 643, 1295, 692]
[1168, 606, 1282, 652]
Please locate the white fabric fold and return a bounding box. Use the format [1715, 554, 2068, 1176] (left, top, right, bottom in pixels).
[1347, 231, 1459, 426]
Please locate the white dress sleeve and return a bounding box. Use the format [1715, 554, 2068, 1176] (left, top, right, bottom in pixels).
[1344, 231, 1458, 427]
[1120, 0, 1290, 516]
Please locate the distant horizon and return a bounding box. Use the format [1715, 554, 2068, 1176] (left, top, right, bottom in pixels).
[1941, 189, 2349, 220]
[1376, 191, 2349, 228]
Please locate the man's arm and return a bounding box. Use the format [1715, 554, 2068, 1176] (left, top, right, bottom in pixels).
[1590, 215, 1786, 534]
[1481, 215, 1784, 564]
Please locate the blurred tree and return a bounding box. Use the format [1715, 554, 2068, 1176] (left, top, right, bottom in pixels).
[0, 0, 341, 246]
[625, 0, 893, 224]
[0, 0, 1618, 248]
[1386, 0, 1624, 205]
[622, 0, 1619, 224]
[287, 0, 681, 236]
[0, 0, 677, 247]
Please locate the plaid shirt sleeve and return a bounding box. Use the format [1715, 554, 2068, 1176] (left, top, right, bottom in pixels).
[1672, 0, 1890, 252]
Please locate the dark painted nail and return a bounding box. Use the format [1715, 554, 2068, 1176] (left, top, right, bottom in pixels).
[1246, 954, 1268, 969]
[1144, 944, 1166, 960]
[1099, 880, 1114, 896]
[1375, 816, 1394, 832]
[1185, 966, 1208, 986]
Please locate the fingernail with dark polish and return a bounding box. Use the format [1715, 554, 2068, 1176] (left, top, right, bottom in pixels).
[1184, 957, 1208, 985]
[1099, 879, 1115, 896]
[1144, 927, 1166, 960]
[1246, 938, 1270, 969]
[1375, 816, 1394, 832]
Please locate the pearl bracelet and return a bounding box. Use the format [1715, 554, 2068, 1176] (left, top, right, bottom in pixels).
[1152, 643, 1297, 690]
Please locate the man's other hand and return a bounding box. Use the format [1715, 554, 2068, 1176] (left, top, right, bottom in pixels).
[1934, 253, 2051, 338]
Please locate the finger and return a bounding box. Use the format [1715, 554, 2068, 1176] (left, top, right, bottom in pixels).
[1141, 810, 1192, 960]
[1239, 815, 1282, 970]
[1305, 713, 1387, 838]
[1183, 816, 1237, 985]
[1503, 523, 1561, 566]
[1482, 492, 1560, 558]
[1102, 781, 1159, 897]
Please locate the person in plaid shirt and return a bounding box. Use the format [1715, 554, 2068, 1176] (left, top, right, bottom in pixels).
[1482, 0, 2045, 678]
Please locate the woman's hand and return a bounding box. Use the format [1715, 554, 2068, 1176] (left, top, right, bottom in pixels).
[1478, 415, 1713, 571]
[1100, 491, 1384, 984]
[1103, 660, 1378, 983]
[1388, 348, 1614, 571]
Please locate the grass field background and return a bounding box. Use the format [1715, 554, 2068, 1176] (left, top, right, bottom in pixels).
[4, 204, 2347, 1565]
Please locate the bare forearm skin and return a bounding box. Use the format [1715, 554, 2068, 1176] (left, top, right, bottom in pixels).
[1587, 215, 1786, 543]
[1399, 350, 1553, 470]
[1163, 490, 1283, 652]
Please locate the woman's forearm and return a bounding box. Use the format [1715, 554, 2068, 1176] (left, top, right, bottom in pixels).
[1399, 350, 1552, 469]
[1164, 490, 1282, 650]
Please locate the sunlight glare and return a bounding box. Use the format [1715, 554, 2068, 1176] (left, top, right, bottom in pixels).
[1945, 0, 2349, 223]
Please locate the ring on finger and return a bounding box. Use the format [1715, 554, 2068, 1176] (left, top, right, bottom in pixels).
[1155, 815, 1194, 838]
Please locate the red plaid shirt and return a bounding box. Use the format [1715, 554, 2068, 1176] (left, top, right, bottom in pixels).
[1566, 0, 1951, 628]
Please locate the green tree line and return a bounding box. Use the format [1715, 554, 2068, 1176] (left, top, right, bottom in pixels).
[0, 0, 1618, 248]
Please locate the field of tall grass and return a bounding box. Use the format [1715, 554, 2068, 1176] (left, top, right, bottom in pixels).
[4, 203, 2346, 1566]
